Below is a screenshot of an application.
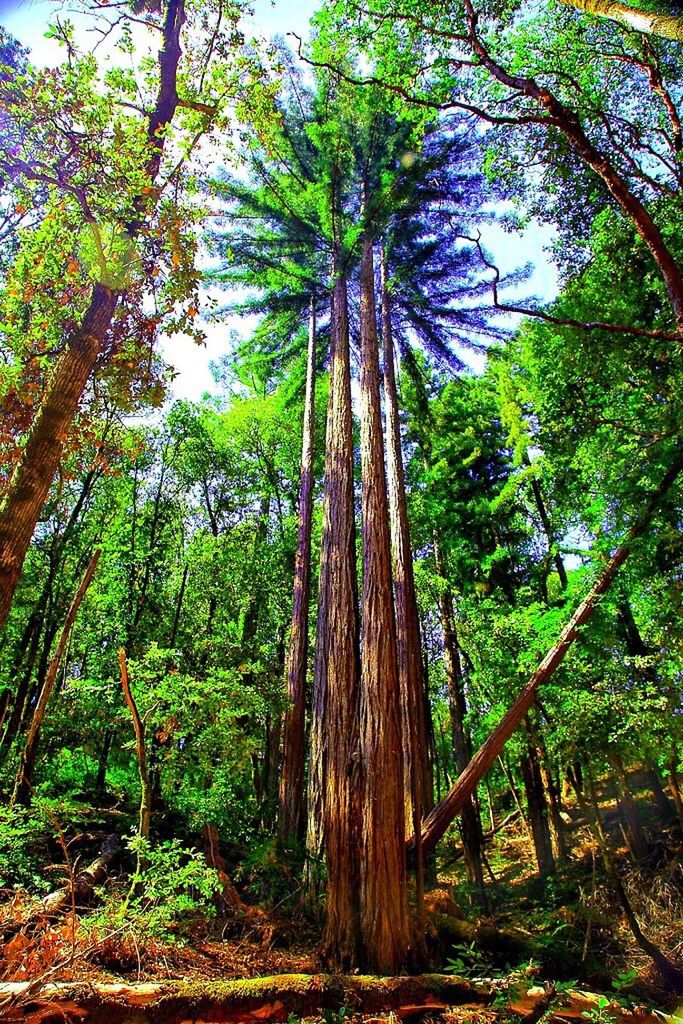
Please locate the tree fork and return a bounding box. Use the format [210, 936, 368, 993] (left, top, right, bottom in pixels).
[410, 451, 683, 859]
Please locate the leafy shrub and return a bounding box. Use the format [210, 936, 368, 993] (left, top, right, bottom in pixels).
[85, 835, 222, 943]
[0, 806, 53, 893]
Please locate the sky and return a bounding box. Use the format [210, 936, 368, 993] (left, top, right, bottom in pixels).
[0, 0, 558, 400]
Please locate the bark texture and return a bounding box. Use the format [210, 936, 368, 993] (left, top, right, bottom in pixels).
[358, 235, 409, 973]
[520, 732, 556, 878]
[314, 266, 361, 968]
[12, 549, 101, 808]
[411, 453, 683, 858]
[380, 248, 430, 932]
[279, 297, 317, 843]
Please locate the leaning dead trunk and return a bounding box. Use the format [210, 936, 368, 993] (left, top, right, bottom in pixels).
[380, 246, 429, 935]
[0, 0, 186, 632]
[118, 648, 152, 867]
[411, 453, 683, 858]
[12, 549, 101, 808]
[315, 259, 361, 969]
[279, 295, 317, 843]
[358, 232, 409, 974]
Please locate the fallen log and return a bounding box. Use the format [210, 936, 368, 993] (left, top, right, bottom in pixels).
[0, 974, 662, 1024]
[0, 973, 486, 1023]
[1, 834, 118, 939]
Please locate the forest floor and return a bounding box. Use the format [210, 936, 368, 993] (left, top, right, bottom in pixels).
[1, 773, 682, 1023]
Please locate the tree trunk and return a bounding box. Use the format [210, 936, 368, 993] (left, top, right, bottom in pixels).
[11, 549, 101, 808]
[609, 753, 649, 862]
[380, 247, 429, 934]
[357, 232, 409, 974]
[314, 260, 361, 968]
[520, 732, 556, 878]
[0, 288, 117, 634]
[239, 494, 271, 654]
[527, 462, 568, 591]
[0, 0, 186, 632]
[279, 295, 317, 844]
[537, 739, 569, 862]
[558, 0, 683, 40]
[645, 765, 674, 820]
[433, 537, 487, 904]
[0, 611, 43, 754]
[410, 453, 683, 858]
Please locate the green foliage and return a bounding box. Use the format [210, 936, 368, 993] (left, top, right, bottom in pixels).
[0, 805, 53, 893]
[581, 994, 618, 1023]
[86, 836, 222, 943]
[445, 941, 496, 979]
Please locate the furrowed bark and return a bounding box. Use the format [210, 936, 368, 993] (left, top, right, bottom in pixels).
[11, 549, 101, 808]
[279, 295, 317, 843]
[380, 246, 429, 939]
[316, 258, 361, 969]
[0, 0, 186, 632]
[358, 232, 409, 974]
[411, 452, 683, 858]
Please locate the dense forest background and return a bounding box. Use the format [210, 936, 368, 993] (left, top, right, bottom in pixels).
[0, 0, 682, 1020]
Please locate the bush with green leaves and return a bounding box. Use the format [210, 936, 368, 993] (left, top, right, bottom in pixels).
[0, 805, 54, 893]
[85, 835, 222, 943]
